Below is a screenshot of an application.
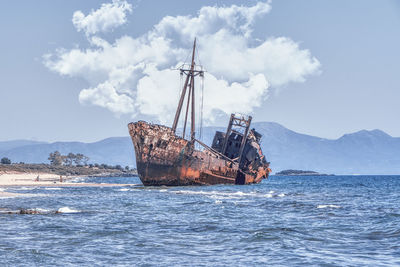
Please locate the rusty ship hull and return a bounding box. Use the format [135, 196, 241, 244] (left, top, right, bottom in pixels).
[128, 121, 268, 186]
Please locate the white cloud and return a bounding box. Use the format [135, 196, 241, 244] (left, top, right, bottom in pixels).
[79, 81, 134, 114]
[203, 73, 269, 120]
[45, 1, 321, 126]
[72, 0, 132, 35]
[199, 32, 320, 86]
[135, 66, 269, 124]
[153, 1, 271, 40]
[136, 65, 180, 124]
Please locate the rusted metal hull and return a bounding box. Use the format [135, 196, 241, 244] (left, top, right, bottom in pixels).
[128, 121, 269, 186]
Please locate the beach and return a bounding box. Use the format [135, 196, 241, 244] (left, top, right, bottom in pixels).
[0, 171, 133, 198]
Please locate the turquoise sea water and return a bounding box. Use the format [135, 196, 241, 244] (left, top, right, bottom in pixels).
[1, 175, 399, 266]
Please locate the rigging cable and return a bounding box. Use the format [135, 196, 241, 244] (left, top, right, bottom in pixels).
[199, 70, 204, 142]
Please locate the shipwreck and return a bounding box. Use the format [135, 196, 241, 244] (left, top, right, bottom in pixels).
[128, 39, 271, 186]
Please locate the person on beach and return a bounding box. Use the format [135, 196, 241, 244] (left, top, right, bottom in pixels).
[35, 175, 39, 182]
[60, 175, 63, 183]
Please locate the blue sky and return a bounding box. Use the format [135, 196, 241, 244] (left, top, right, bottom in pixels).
[1, 0, 399, 142]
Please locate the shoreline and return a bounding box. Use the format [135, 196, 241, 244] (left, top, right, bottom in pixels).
[0, 172, 139, 198]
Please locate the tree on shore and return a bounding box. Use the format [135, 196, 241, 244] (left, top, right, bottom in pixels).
[48, 151, 63, 165]
[48, 151, 90, 166]
[1, 157, 11, 164]
[73, 153, 87, 166]
[64, 153, 76, 166]
[82, 155, 89, 165]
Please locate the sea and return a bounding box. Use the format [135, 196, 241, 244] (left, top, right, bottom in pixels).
[1, 175, 399, 266]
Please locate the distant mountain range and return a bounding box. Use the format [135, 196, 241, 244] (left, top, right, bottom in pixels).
[1, 122, 399, 174]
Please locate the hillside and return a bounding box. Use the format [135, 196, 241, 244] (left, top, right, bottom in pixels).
[0, 140, 47, 152]
[1, 122, 400, 175]
[1, 137, 135, 167]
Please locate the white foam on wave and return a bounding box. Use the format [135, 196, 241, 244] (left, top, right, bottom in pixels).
[43, 187, 62, 190]
[34, 208, 51, 213]
[174, 190, 247, 200]
[118, 188, 130, 192]
[172, 189, 286, 200]
[69, 177, 86, 183]
[12, 187, 35, 191]
[209, 195, 239, 200]
[0, 191, 45, 198]
[173, 190, 256, 197]
[317, 204, 341, 209]
[215, 200, 222, 204]
[57, 207, 80, 213]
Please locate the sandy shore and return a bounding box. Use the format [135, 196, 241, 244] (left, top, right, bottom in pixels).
[0, 172, 137, 198]
[0, 172, 71, 185]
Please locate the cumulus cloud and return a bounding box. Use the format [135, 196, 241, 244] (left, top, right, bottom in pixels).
[135, 66, 269, 125]
[153, 1, 271, 40]
[79, 81, 134, 114]
[44, 1, 321, 125]
[72, 0, 132, 35]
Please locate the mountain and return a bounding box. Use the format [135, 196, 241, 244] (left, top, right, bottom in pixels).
[1, 123, 399, 174]
[251, 123, 400, 175]
[0, 140, 47, 152]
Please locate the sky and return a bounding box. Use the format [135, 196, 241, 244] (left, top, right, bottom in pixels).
[1, 0, 399, 142]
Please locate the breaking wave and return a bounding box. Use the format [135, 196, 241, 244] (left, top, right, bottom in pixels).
[118, 188, 130, 192]
[170, 190, 286, 200]
[43, 187, 62, 190]
[317, 204, 341, 209]
[69, 177, 86, 183]
[57, 207, 80, 213]
[11, 187, 36, 191]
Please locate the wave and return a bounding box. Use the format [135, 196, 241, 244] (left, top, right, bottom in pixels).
[57, 207, 80, 213]
[173, 190, 254, 198]
[43, 187, 62, 190]
[317, 204, 341, 209]
[0, 191, 46, 199]
[34, 208, 51, 213]
[0, 207, 81, 214]
[11, 187, 36, 191]
[69, 177, 86, 183]
[171, 190, 286, 200]
[118, 188, 130, 192]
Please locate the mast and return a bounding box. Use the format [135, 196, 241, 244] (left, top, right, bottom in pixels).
[171, 38, 203, 142]
[190, 72, 195, 141]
